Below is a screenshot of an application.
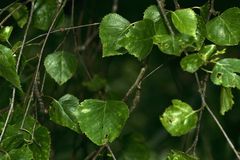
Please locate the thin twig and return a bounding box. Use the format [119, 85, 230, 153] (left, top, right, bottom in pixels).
[21, 0, 67, 127]
[156, 0, 175, 35]
[112, 0, 118, 12]
[26, 23, 100, 45]
[0, 1, 18, 16]
[0, 1, 35, 142]
[0, 0, 32, 27]
[206, 106, 240, 160]
[106, 144, 117, 160]
[142, 64, 163, 81]
[123, 65, 147, 102]
[173, 0, 180, 9]
[91, 145, 106, 160]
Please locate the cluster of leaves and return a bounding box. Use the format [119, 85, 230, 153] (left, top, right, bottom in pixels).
[99, 4, 240, 159]
[1, 0, 240, 159]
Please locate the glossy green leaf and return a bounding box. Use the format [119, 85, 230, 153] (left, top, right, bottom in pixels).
[1, 134, 24, 152]
[78, 99, 129, 145]
[192, 16, 206, 51]
[153, 34, 193, 56]
[198, 44, 217, 61]
[119, 134, 150, 160]
[29, 126, 51, 160]
[220, 87, 234, 115]
[0, 26, 13, 42]
[160, 99, 198, 136]
[118, 19, 155, 60]
[144, 5, 168, 36]
[82, 74, 106, 92]
[180, 54, 205, 73]
[33, 0, 58, 30]
[171, 8, 197, 37]
[200, 3, 209, 22]
[99, 13, 130, 57]
[206, 7, 240, 46]
[44, 51, 77, 85]
[167, 150, 198, 160]
[143, 5, 161, 22]
[8, 3, 28, 28]
[49, 94, 81, 133]
[8, 145, 33, 160]
[211, 58, 240, 89]
[0, 44, 22, 90]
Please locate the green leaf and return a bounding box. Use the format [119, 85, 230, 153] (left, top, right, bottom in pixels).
[210, 58, 240, 89]
[29, 126, 51, 160]
[206, 7, 240, 46]
[200, 3, 210, 22]
[192, 16, 206, 51]
[119, 134, 150, 160]
[0, 26, 13, 42]
[99, 13, 130, 57]
[198, 44, 217, 61]
[49, 94, 81, 133]
[0, 44, 22, 90]
[8, 3, 29, 28]
[143, 5, 161, 22]
[171, 8, 198, 37]
[82, 74, 106, 92]
[220, 87, 234, 115]
[153, 34, 193, 56]
[167, 150, 198, 160]
[8, 145, 33, 160]
[33, 0, 58, 30]
[44, 51, 77, 85]
[78, 99, 129, 145]
[144, 5, 168, 36]
[180, 54, 205, 73]
[160, 99, 198, 136]
[118, 19, 155, 60]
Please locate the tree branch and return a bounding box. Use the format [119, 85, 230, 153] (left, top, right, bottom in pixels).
[156, 0, 175, 35]
[0, 0, 35, 142]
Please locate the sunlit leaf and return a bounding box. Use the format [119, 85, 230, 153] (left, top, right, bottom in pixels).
[0, 44, 22, 91]
[33, 0, 58, 30]
[99, 13, 130, 57]
[49, 94, 81, 133]
[44, 51, 77, 85]
[206, 7, 240, 46]
[211, 58, 240, 89]
[171, 8, 198, 37]
[0, 26, 13, 42]
[167, 150, 198, 160]
[180, 54, 205, 73]
[220, 87, 234, 115]
[78, 99, 129, 145]
[118, 19, 155, 60]
[153, 34, 193, 56]
[8, 3, 29, 28]
[143, 5, 161, 22]
[160, 99, 198, 136]
[198, 44, 216, 61]
[192, 16, 206, 51]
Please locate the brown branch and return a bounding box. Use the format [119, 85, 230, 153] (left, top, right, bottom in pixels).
[173, 0, 180, 9]
[123, 65, 147, 102]
[106, 144, 117, 160]
[156, 0, 175, 35]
